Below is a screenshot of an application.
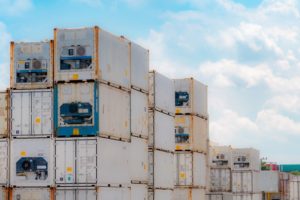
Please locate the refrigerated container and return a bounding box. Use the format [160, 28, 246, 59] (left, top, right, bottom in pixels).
[55, 138, 97, 186]
[259, 171, 279, 193]
[175, 152, 207, 188]
[210, 168, 231, 192]
[148, 110, 175, 152]
[148, 189, 173, 200]
[98, 138, 130, 186]
[232, 193, 262, 200]
[130, 42, 149, 92]
[231, 148, 260, 171]
[210, 146, 232, 168]
[289, 175, 300, 200]
[148, 150, 174, 189]
[232, 171, 260, 193]
[0, 139, 8, 186]
[149, 71, 175, 114]
[280, 172, 290, 200]
[10, 138, 54, 187]
[173, 188, 206, 200]
[0, 91, 8, 138]
[11, 187, 51, 200]
[11, 89, 52, 137]
[131, 89, 148, 138]
[54, 27, 131, 90]
[131, 184, 147, 200]
[10, 41, 53, 89]
[174, 78, 208, 118]
[97, 187, 131, 200]
[130, 137, 148, 183]
[175, 115, 208, 152]
[55, 187, 97, 200]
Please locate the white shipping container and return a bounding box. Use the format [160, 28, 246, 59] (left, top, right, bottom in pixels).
[175, 152, 207, 188]
[206, 193, 233, 200]
[174, 78, 208, 117]
[289, 175, 300, 200]
[259, 171, 279, 193]
[11, 89, 52, 137]
[0, 92, 8, 137]
[0, 139, 8, 186]
[149, 71, 175, 114]
[148, 189, 173, 200]
[130, 42, 149, 92]
[10, 138, 54, 187]
[99, 83, 130, 140]
[12, 188, 51, 200]
[175, 115, 208, 153]
[98, 187, 131, 200]
[148, 111, 175, 152]
[98, 138, 130, 186]
[55, 187, 97, 200]
[173, 188, 206, 200]
[55, 138, 97, 185]
[131, 89, 148, 138]
[130, 137, 148, 183]
[11, 41, 53, 89]
[210, 146, 232, 168]
[148, 150, 174, 189]
[0, 187, 8, 200]
[131, 184, 147, 200]
[232, 193, 262, 200]
[210, 168, 231, 192]
[232, 171, 260, 193]
[232, 148, 260, 171]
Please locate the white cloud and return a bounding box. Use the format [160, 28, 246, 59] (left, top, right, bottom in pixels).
[0, 22, 12, 90]
[0, 0, 33, 15]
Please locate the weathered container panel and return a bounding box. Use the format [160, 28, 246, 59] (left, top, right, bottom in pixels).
[232, 171, 260, 193]
[173, 188, 206, 200]
[232, 148, 260, 171]
[10, 138, 54, 187]
[0, 187, 8, 200]
[210, 168, 231, 192]
[0, 139, 8, 186]
[12, 188, 51, 200]
[259, 171, 279, 193]
[11, 89, 52, 137]
[148, 189, 173, 200]
[98, 138, 130, 186]
[97, 187, 131, 200]
[206, 193, 233, 200]
[130, 137, 148, 183]
[289, 175, 300, 200]
[131, 184, 147, 200]
[55, 187, 97, 200]
[0, 92, 8, 137]
[232, 193, 262, 200]
[210, 146, 232, 168]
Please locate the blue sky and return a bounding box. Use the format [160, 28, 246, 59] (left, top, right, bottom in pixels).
[1, 0, 300, 164]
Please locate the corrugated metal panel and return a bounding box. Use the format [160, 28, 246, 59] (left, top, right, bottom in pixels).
[11, 41, 53, 89]
[149, 71, 175, 114]
[55, 138, 97, 185]
[289, 175, 300, 200]
[210, 146, 232, 168]
[0, 92, 8, 137]
[0, 187, 8, 200]
[206, 193, 233, 200]
[130, 89, 148, 138]
[148, 110, 175, 152]
[231, 148, 260, 171]
[193, 152, 207, 188]
[148, 150, 174, 189]
[148, 189, 173, 200]
[99, 83, 130, 140]
[10, 138, 54, 187]
[232, 193, 262, 200]
[98, 138, 130, 186]
[55, 187, 97, 200]
[175, 115, 208, 153]
[210, 168, 231, 192]
[130, 42, 149, 92]
[130, 137, 148, 183]
[131, 184, 147, 200]
[174, 78, 208, 117]
[280, 172, 290, 200]
[11, 89, 52, 137]
[232, 171, 260, 193]
[259, 171, 279, 193]
[12, 188, 51, 200]
[0, 139, 9, 186]
[98, 187, 131, 199]
[173, 188, 206, 200]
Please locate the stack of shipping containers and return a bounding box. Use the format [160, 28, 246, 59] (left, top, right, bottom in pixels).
[148, 71, 175, 200]
[173, 78, 209, 200]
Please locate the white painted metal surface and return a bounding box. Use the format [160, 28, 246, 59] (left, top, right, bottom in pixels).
[174, 78, 208, 117]
[130, 137, 148, 183]
[173, 188, 206, 200]
[0, 92, 8, 137]
[10, 138, 54, 187]
[0, 139, 8, 186]
[232, 148, 260, 171]
[0, 187, 7, 200]
[98, 187, 131, 200]
[131, 184, 147, 200]
[206, 193, 233, 200]
[12, 188, 51, 200]
[55, 187, 97, 200]
[175, 115, 208, 152]
[99, 83, 130, 140]
[148, 189, 173, 200]
[210, 146, 232, 168]
[55, 138, 97, 185]
[148, 110, 175, 152]
[11, 89, 52, 137]
[259, 171, 279, 192]
[289, 175, 300, 200]
[232, 171, 260, 193]
[131, 89, 148, 138]
[210, 168, 231, 192]
[131, 42, 149, 92]
[148, 150, 174, 189]
[98, 138, 130, 186]
[149, 71, 175, 114]
[232, 193, 262, 200]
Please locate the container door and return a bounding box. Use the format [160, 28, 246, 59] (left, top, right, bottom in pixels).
[130, 137, 148, 183]
[154, 150, 174, 189]
[193, 117, 208, 153]
[56, 190, 75, 200]
[222, 169, 231, 191]
[175, 153, 192, 186]
[77, 189, 97, 200]
[0, 93, 8, 136]
[0, 140, 8, 185]
[131, 184, 147, 200]
[55, 140, 75, 184]
[232, 172, 241, 192]
[242, 171, 252, 192]
[154, 189, 173, 200]
[76, 140, 97, 184]
[193, 153, 206, 187]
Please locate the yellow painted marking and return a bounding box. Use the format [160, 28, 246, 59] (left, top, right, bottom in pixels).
[35, 117, 41, 124]
[72, 74, 79, 80]
[20, 151, 26, 156]
[67, 167, 73, 173]
[73, 128, 79, 135]
[180, 172, 186, 179]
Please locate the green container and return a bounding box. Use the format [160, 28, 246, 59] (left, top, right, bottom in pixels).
[280, 164, 300, 172]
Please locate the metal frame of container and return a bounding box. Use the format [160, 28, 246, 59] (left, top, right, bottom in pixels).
[0, 91, 9, 138]
[10, 41, 54, 90]
[210, 168, 232, 192]
[10, 89, 53, 138]
[148, 188, 173, 200]
[0, 139, 9, 186]
[55, 186, 97, 200]
[10, 187, 53, 200]
[206, 193, 233, 200]
[55, 138, 98, 186]
[210, 146, 232, 169]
